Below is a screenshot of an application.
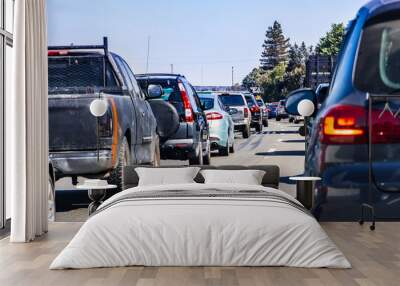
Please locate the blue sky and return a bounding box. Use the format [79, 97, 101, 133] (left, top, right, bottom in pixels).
[47, 0, 367, 86]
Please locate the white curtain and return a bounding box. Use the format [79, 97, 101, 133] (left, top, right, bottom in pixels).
[7, 0, 49, 242]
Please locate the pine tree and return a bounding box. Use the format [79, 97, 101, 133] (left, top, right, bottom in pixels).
[317, 23, 345, 56]
[260, 21, 290, 70]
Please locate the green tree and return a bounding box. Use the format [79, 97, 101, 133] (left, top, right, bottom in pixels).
[317, 23, 345, 56]
[242, 68, 262, 90]
[283, 42, 310, 92]
[260, 21, 290, 70]
[258, 62, 287, 102]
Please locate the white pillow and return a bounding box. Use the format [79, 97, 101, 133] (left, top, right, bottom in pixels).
[200, 169, 266, 185]
[135, 167, 200, 186]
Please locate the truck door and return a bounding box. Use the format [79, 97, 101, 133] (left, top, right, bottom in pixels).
[113, 55, 143, 145]
[121, 61, 153, 143]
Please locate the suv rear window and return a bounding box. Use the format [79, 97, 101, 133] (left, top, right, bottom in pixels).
[219, 94, 245, 106]
[48, 55, 118, 89]
[355, 18, 400, 94]
[199, 97, 214, 110]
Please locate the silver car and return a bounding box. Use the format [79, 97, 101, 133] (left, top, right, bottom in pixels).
[218, 93, 252, 138]
[198, 93, 235, 156]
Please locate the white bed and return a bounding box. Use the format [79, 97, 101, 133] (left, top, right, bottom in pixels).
[50, 183, 351, 269]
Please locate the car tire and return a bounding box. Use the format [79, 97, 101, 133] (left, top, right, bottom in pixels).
[276, 116, 281, 121]
[219, 140, 229, 156]
[203, 144, 211, 165]
[294, 120, 300, 124]
[109, 137, 131, 192]
[242, 125, 250, 138]
[256, 123, 262, 132]
[289, 117, 294, 123]
[189, 144, 203, 165]
[263, 119, 268, 127]
[48, 175, 55, 222]
[229, 141, 235, 153]
[152, 135, 161, 167]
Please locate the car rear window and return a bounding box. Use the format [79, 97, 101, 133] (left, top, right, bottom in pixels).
[48, 55, 118, 90]
[355, 18, 400, 94]
[199, 97, 214, 110]
[219, 94, 245, 106]
[256, 99, 264, 106]
[137, 78, 182, 102]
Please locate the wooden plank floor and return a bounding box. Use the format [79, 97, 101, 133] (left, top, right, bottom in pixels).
[0, 222, 399, 286]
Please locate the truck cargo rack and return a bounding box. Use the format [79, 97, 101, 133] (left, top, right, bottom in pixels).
[48, 36, 109, 56]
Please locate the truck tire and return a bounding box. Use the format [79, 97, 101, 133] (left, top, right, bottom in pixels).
[242, 125, 250, 138]
[109, 137, 131, 192]
[189, 144, 203, 165]
[153, 135, 161, 167]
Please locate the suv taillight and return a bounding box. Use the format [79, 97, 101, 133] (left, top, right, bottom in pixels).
[178, 82, 194, 123]
[321, 105, 367, 144]
[206, 112, 223, 121]
[244, 107, 249, 118]
[250, 105, 260, 113]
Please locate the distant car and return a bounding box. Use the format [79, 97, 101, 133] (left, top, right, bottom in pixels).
[267, 103, 278, 118]
[244, 93, 263, 132]
[285, 0, 400, 221]
[255, 96, 269, 127]
[289, 114, 304, 124]
[198, 93, 235, 156]
[137, 73, 211, 165]
[276, 99, 288, 121]
[219, 93, 251, 138]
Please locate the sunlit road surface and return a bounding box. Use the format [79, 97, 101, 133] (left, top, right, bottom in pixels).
[55, 119, 305, 221]
[163, 120, 305, 197]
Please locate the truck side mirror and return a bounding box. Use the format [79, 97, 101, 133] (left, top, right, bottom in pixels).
[147, 84, 164, 99]
[285, 88, 317, 117]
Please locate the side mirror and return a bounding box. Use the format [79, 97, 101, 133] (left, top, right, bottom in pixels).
[147, 84, 164, 99]
[285, 88, 317, 117]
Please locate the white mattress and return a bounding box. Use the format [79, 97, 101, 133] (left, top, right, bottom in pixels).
[50, 183, 351, 269]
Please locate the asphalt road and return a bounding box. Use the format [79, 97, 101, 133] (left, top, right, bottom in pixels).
[55, 119, 306, 221]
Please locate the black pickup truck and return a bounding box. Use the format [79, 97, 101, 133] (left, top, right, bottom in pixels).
[48, 38, 162, 190]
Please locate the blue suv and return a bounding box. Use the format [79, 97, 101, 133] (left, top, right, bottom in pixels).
[285, 0, 400, 222]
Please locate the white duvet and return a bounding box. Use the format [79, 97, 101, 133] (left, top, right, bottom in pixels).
[50, 183, 351, 269]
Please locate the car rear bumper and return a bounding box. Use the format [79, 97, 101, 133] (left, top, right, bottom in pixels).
[50, 150, 113, 177]
[161, 139, 199, 160]
[310, 161, 400, 221]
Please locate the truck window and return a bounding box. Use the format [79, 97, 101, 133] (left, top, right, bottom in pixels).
[121, 60, 144, 98]
[113, 55, 134, 91]
[355, 18, 400, 94]
[48, 55, 118, 89]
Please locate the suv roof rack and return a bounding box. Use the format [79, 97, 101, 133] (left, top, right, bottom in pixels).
[136, 73, 186, 78]
[48, 37, 109, 55]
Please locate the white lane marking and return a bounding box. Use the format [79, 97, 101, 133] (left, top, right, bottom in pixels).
[264, 148, 277, 159]
[277, 138, 283, 142]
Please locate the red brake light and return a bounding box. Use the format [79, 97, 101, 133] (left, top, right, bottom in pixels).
[244, 107, 249, 118]
[48, 50, 69, 56]
[250, 105, 260, 113]
[206, 112, 223, 121]
[321, 105, 366, 144]
[178, 82, 194, 123]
